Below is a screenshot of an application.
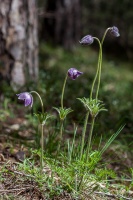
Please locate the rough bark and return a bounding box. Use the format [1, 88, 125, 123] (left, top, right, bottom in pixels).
[0, 0, 38, 90]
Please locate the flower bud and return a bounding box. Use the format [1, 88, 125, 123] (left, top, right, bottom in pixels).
[16, 92, 33, 107]
[79, 35, 94, 45]
[68, 68, 83, 80]
[110, 26, 120, 37]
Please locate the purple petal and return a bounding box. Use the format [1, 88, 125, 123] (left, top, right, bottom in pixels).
[24, 96, 33, 107]
[79, 35, 94, 45]
[16, 92, 33, 107]
[68, 68, 83, 80]
[110, 26, 120, 37]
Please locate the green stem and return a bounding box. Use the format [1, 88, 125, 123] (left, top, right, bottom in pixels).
[80, 111, 89, 160]
[101, 28, 110, 45]
[30, 91, 45, 171]
[90, 37, 101, 100]
[95, 45, 102, 100]
[61, 74, 68, 109]
[86, 117, 95, 162]
[30, 91, 44, 113]
[55, 73, 67, 163]
[69, 125, 77, 164]
[40, 123, 44, 170]
[56, 120, 64, 159]
[95, 28, 110, 99]
[59, 120, 64, 151]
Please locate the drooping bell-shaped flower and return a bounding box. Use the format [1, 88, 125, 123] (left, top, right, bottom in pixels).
[79, 35, 94, 45]
[16, 92, 33, 107]
[110, 26, 120, 37]
[68, 68, 83, 80]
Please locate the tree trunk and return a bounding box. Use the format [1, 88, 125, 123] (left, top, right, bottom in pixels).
[55, 0, 81, 49]
[42, 0, 81, 50]
[0, 0, 38, 90]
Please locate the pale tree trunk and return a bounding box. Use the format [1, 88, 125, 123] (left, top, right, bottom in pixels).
[0, 0, 38, 90]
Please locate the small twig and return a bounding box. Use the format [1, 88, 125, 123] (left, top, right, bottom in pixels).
[14, 171, 35, 178]
[0, 159, 21, 170]
[13, 170, 35, 178]
[118, 195, 133, 200]
[95, 191, 132, 200]
[0, 187, 32, 193]
[16, 187, 34, 196]
[103, 178, 133, 182]
[95, 191, 116, 198]
[16, 186, 46, 199]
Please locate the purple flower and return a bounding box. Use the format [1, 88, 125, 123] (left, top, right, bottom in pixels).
[79, 35, 94, 45]
[16, 92, 33, 107]
[110, 26, 120, 37]
[68, 68, 83, 80]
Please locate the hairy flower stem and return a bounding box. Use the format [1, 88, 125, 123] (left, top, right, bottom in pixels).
[56, 73, 68, 157]
[90, 28, 110, 100]
[41, 124, 44, 170]
[86, 117, 95, 162]
[30, 91, 44, 113]
[95, 28, 110, 99]
[101, 28, 110, 45]
[95, 45, 102, 100]
[55, 120, 64, 162]
[61, 74, 68, 108]
[30, 91, 45, 170]
[80, 111, 89, 160]
[69, 125, 77, 164]
[58, 120, 64, 151]
[90, 38, 101, 100]
[78, 118, 95, 190]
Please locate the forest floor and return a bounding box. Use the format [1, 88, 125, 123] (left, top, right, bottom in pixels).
[0, 108, 133, 200]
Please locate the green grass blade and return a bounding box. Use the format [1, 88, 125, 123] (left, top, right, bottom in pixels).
[100, 125, 125, 156]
